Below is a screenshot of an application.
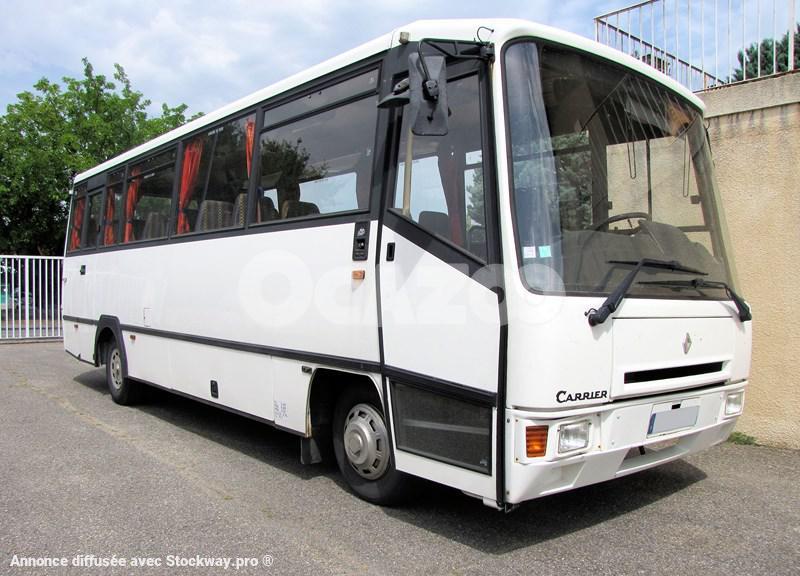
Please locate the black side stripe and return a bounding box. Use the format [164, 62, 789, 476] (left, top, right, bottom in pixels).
[65, 315, 380, 374]
[66, 315, 498, 407]
[382, 365, 497, 406]
[382, 210, 493, 286]
[63, 315, 98, 325]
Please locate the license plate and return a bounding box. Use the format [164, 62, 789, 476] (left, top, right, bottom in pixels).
[648, 403, 699, 436]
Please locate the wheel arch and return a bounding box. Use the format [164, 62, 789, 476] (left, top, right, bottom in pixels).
[93, 315, 127, 377]
[307, 368, 382, 438]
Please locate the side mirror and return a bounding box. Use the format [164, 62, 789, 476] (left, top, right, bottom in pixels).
[376, 52, 449, 136]
[408, 53, 448, 136]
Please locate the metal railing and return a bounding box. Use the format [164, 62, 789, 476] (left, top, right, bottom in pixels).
[1, 256, 64, 341]
[595, 0, 799, 91]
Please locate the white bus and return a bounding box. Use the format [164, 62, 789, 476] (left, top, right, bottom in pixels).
[63, 19, 751, 509]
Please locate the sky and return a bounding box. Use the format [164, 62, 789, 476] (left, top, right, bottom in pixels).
[0, 0, 621, 117]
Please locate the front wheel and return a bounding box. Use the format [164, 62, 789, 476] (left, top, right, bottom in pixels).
[105, 341, 142, 405]
[332, 388, 407, 505]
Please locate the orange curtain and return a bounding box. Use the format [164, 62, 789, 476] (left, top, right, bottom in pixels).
[123, 167, 141, 243]
[103, 190, 116, 245]
[177, 138, 204, 234]
[69, 197, 85, 250]
[245, 116, 255, 176]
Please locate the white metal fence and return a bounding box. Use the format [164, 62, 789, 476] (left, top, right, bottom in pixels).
[595, 0, 799, 91]
[1, 256, 64, 340]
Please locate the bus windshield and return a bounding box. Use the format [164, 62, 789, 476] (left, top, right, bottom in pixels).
[504, 41, 733, 297]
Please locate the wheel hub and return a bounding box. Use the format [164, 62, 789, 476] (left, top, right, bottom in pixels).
[343, 403, 389, 480]
[109, 349, 123, 391]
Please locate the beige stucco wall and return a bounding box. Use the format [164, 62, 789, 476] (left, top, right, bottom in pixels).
[699, 71, 800, 448]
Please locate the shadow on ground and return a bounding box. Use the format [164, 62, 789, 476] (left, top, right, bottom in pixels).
[72, 367, 707, 555]
[73, 368, 109, 395]
[72, 367, 337, 483]
[381, 458, 706, 554]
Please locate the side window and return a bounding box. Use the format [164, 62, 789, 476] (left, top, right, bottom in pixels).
[67, 183, 88, 252]
[84, 188, 104, 248]
[393, 73, 488, 260]
[102, 170, 125, 246]
[123, 149, 176, 243]
[176, 114, 255, 234]
[252, 78, 377, 224]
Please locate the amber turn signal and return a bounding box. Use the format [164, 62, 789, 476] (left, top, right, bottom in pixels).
[352, 269, 366, 280]
[526, 425, 548, 458]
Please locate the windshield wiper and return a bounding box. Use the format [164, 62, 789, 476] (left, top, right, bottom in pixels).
[637, 279, 752, 322]
[585, 258, 707, 326]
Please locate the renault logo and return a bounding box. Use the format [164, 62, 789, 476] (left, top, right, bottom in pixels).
[683, 333, 692, 354]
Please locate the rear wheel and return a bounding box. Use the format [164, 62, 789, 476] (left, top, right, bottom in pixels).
[332, 387, 407, 505]
[105, 341, 141, 405]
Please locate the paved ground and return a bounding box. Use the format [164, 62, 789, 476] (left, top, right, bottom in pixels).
[1, 342, 798, 575]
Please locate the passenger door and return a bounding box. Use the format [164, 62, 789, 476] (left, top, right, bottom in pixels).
[378, 61, 503, 503]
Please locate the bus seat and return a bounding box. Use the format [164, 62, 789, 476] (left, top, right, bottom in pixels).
[281, 200, 320, 219]
[419, 211, 450, 240]
[232, 193, 247, 227]
[185, 208, 198, 228]
[258, 197, 279, 221]
[132, 219, 146, 241]
[142, 213, 168, 239]
[196, 200, 233, 231]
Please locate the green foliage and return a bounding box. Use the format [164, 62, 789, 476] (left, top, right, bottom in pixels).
[0, 58, 197, 255]
[728, 431, 758, 445]
[260, 138, 326, 190]
[466, 167, 485, 227]
[551, 132, 593, 230]
[732, 24, 800, 82]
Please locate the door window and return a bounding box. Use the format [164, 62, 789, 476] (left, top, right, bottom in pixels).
[392, 73, 488, 260]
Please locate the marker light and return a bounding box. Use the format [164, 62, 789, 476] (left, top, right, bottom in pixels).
[558, 420, 591, 454]
[526, 426, 548, 458]
[724, 391, 744, 416]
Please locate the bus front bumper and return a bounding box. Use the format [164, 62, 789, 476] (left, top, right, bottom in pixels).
[504, 381, 746, 505]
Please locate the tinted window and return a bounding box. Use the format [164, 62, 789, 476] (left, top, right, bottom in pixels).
[100, 169, 125, 246]
[123, 149, 176, 242]
[252, 95, 376, 223]
[177, 114, 255, 234]
[84, 189, 103, 248]
[393, 74, 488, 260]
[102, 182, 124, 246]
[266, 69, 378, 127]
[67, 183, 88, 252]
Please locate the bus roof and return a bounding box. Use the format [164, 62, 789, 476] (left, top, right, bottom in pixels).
[74, 18, 703, 184]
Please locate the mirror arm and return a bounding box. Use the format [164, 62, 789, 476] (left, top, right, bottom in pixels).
[418, 38, 495, 64]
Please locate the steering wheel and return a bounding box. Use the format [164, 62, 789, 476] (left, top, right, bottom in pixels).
[593, 211, 650, 231]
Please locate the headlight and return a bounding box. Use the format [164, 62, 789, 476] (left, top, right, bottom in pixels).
[558, 420, 591, 454]
[724, 391, 744, 416]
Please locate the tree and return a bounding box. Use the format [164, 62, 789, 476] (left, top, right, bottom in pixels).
[466, 167, 485, 227]
[260, 137, 326, 192]
[732, 24, 800, 82]
[0, 58, 198, 255]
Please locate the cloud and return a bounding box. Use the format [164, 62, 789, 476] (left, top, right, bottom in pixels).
[0, 1, 612, 116]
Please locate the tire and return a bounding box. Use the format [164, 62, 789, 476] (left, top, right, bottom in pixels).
[105, 340, 141, 405]
[332, 387, 407, 505]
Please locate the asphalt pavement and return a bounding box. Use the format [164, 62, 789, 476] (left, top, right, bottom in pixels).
[1, 342, 798, 575]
